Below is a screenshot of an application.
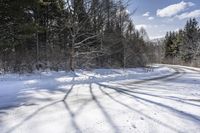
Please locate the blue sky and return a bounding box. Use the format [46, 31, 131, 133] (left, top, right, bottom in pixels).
[127, 0, 200, 39]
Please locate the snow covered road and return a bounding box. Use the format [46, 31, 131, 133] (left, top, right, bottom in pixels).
[0, 65, 200, 133]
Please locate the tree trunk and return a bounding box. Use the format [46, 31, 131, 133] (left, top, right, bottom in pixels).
[69, 35, 75, 71]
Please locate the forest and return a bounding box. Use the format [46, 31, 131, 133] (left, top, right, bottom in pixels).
[0, 0, 153, 73]
[0, 0, 199, 73]
[163, 18, 200, 67]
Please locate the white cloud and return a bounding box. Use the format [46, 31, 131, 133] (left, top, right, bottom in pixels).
[176, 10, 200, 19]
[135, 24, 147, 30]
[143, 12, 150, 17]
[150, 35, 165, 40]
[157, 1, 195, 17]
[148, 17, 154, 20]
[135, 24, 159, 30]
[143, 12, 154, 20]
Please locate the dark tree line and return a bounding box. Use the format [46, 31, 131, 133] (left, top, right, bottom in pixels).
[0, 0, 151, 73]
[164, 18, 200, 67]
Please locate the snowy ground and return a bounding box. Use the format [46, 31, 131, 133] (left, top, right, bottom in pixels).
[0, 64, 200, 133]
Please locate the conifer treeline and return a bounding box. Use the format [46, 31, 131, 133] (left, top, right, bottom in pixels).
[164, 18, 200, 67]
[0, 0, 151, 72]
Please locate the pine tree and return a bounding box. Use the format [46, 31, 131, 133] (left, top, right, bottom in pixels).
[181, 18, 199, 63]
[0, 0, 151, 72]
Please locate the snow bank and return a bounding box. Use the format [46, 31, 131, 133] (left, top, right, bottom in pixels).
[0, 66, 173, 109]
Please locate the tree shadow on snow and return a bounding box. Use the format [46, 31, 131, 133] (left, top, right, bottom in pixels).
[2, 69, 200, 133]
[4, 76, 85, 133]
[97, 85, 184, 133]
[89, 83, 120, 133]
[97, 83, 200, 125]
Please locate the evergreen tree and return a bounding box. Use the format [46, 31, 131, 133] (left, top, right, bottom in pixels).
[164, 32, 176, 58]
[181, 18, 199, 62]
[163, 18, 200, 66]
[0, 0, 151, 72]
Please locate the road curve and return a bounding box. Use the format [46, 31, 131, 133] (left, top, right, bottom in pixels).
[1, 65, 200, 133]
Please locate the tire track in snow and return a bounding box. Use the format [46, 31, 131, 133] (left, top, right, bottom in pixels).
[121, 66, 186, 85]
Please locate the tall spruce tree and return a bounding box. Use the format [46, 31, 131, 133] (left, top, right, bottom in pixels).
[181, 18, 199, 63]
